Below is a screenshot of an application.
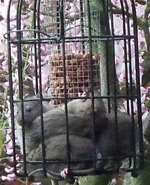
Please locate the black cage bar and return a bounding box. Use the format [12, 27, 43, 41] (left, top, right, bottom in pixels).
[6, 0, 144, 183]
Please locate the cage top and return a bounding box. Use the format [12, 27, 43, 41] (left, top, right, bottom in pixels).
[5, 0, 138, 44]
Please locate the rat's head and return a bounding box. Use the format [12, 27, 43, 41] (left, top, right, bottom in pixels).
[15, 96, 46, 127]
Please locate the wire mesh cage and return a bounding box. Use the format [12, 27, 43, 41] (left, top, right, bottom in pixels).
[5, 0, 144, 183]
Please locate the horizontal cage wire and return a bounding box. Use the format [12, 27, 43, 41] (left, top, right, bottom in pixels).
[5, 0, 144, 184]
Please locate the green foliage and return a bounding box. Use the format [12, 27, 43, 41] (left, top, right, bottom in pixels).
[145, 99, 150, 110]
[125, 162, 150, 185]
[79, 175, 111, 185]
[22, 45, 30, 77]
[37, 175, 111, 185]
[0, 117, 8, 157]
[0, 129, 4, 156]
[143, 52, 150, 64]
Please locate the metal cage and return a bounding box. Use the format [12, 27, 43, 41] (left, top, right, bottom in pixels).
[6, 0, 144, 183]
